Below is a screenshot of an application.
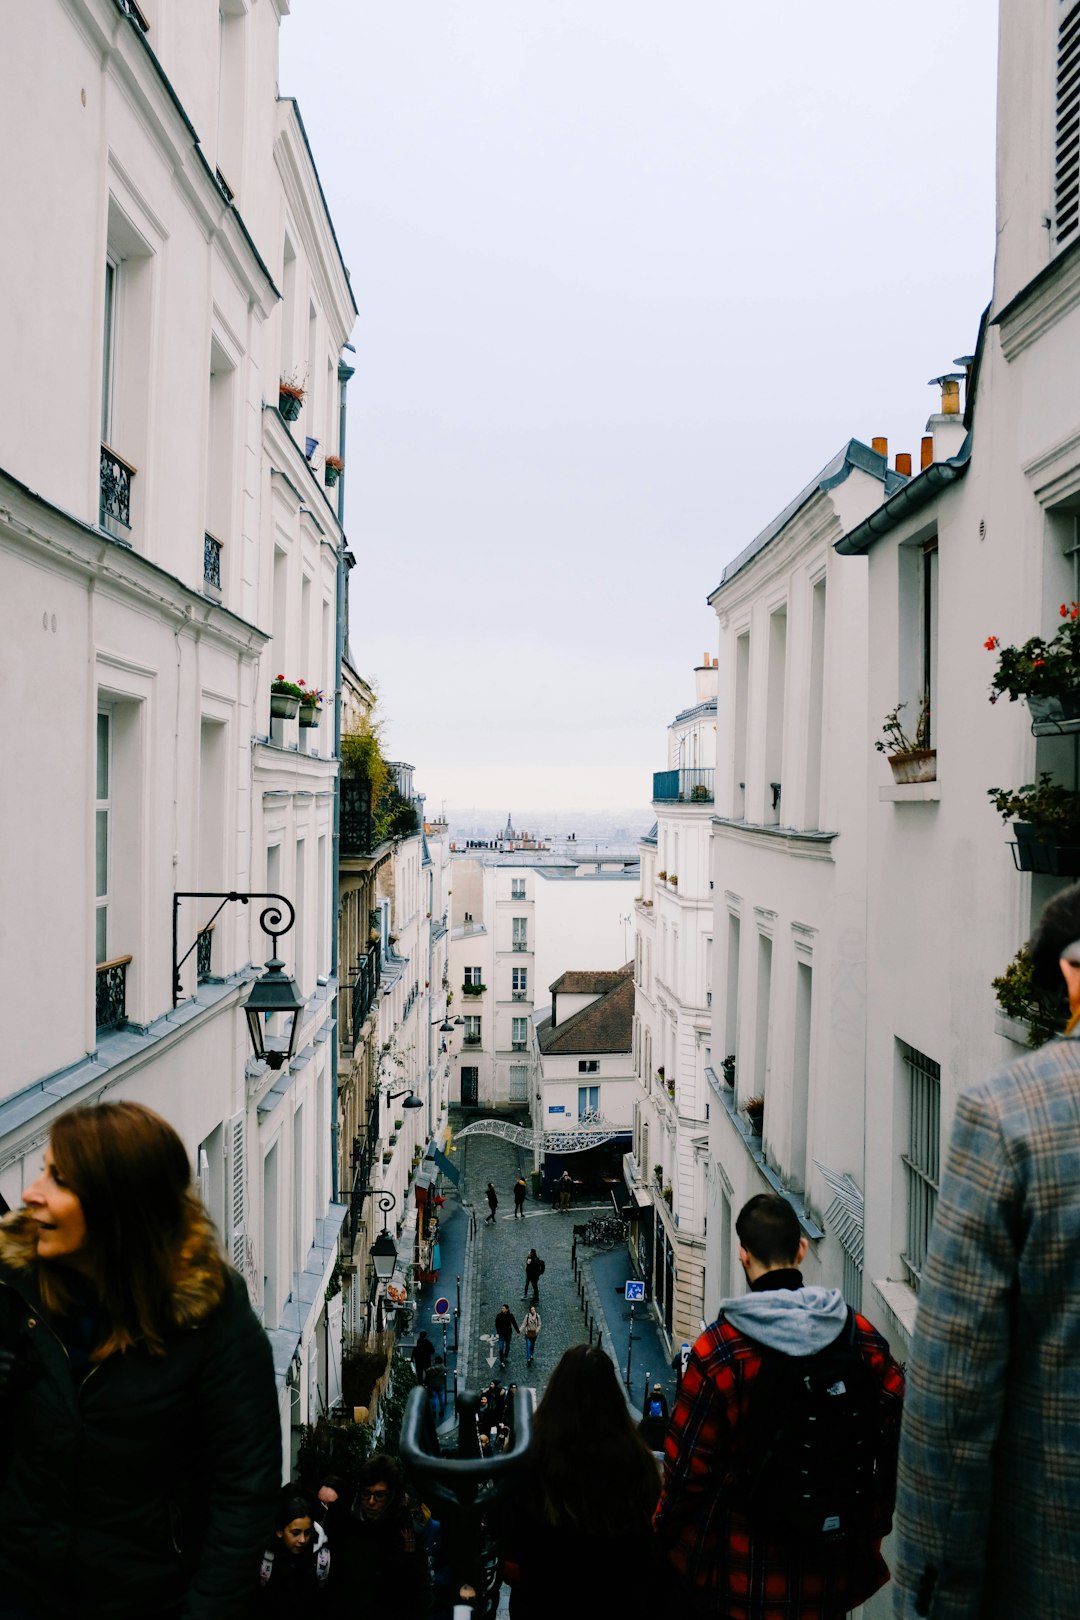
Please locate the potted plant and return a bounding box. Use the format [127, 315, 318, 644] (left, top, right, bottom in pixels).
[662, 1185, 673, 1208]
[744, 1095, 765, 1133]
[986, 604, 1080, 721]
[278, 374, 305, 422]
[324, 453, 344, 488]
[669, 874, 678, 887]
[992, 944, 1069, 1048]
[298, 683, 323, 728]
[656, 1067, 664, 1084]
[690, 783, 710, 802]
[987, 774, 1080, 876]
[270, 675, 303, 719]
[721, 1054, 736, 1088]
[657, 870, 667, 882]
[875, 697, 934, 783]
[653, 1164, 663, 1187]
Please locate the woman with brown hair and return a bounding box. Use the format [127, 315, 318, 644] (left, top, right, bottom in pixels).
[497, 1344, 664, 1618]
[0, 1100, 280, 1620]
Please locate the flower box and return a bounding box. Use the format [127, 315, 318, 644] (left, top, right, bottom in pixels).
[278, 383, 304, 422]
[1026, 689, 1080, 725]
[1010, 821, 1080, 878]
[271, 691, 300, 719]
[887, 748, 937, 784]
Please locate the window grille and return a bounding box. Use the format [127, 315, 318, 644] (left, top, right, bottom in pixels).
[843, 1250, 863, 1313]
[900, 1043, 941, 1292]
[1056, 2, 1080, 247]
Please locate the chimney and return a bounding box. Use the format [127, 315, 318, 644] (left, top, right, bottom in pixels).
[871, 436, 888, 460]
[921, 436, 933, 470]
[926, 373, 968, 462]
[895, 452, 912, 477]
[694, 655, 720, 705]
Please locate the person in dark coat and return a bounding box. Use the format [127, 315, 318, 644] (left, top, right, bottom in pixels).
[255, 1489, 331, 1616]
[485, 1184, 498, 1224]
[638, 1382, 669, 1450]
[523, 1249, 543, 1305]
[334, 1454, 431, 1618]
[495, 1345, 662, 1620]
[412, 1329, 434, 1382]
[495, 1305, 520, 1369]
[0, 1100, 281, 1620]
[512, 1176, 527, 1218]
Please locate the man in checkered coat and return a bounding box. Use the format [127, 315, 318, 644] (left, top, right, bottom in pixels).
[654, 1193, 905, 1618]
[895, 883, 1080, 1618]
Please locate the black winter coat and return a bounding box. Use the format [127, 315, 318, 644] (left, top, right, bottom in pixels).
[0, 1209, 281, 1620]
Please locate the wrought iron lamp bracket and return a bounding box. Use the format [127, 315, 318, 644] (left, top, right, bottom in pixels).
[172, 890, 296, 1007]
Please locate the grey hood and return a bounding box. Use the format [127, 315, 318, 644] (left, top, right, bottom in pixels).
[718, 1285, 848, 1356]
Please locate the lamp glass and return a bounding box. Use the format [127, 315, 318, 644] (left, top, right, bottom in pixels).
[370, 1228, 398, 1281]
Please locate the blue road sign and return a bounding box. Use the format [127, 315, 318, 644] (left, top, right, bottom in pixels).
[625, 1279, 646, 1302]
[434, 1297, 450, 1316]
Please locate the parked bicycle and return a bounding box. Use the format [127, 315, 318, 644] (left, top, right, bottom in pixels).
[576, 1215, 630, 1249]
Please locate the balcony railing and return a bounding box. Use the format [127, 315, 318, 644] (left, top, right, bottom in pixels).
[512, 940, 529, 952]
[95, 954, 131, 1032]
[512, 991, 528, 1001]
[340, 777, 375, 856]
[652, 767, 715, 804]
[196, 925, 214, 983]
[203, 532, 223, 593]
[100, 444, 136, 536]
[463, 1034, 482, 1047]
[349, 944, 381, 1043]
[511, 1040, 528, 1052]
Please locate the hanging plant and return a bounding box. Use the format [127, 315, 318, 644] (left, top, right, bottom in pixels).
[992, 945, 1068, 1047]
[986, 605, 1080, 712]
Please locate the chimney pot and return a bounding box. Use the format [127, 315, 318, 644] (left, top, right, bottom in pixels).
[872, 436, 888, 459]
[921, 435, 934, 470]
[895, 452, 912, 476]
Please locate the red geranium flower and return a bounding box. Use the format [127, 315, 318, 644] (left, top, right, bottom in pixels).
[984, 636, 999, 650]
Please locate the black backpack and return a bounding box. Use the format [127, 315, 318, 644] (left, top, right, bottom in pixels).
[734, 1308, 881, 1546]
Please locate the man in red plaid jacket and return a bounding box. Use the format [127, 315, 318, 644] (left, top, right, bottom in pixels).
[653, 1194, 905, 1619]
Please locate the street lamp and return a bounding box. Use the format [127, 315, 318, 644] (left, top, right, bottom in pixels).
[370, 1225, 399, 1281]
[173, 891, 304, 1071]
[386, 1088, 425, 1111]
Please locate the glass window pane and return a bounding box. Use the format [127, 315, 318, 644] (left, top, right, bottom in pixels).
[97, 712, 109, 799]
[96, 810, 108, 897]
[96, 904, 107, 964]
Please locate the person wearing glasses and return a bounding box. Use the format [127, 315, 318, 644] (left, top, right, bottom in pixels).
[896, 883, 1080, 1619]
[335, 1454, 431, 1617]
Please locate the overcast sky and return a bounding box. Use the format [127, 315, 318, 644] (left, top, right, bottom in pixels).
[280, 2, 998, 818]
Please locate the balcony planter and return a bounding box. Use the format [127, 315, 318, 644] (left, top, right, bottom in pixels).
[1011, 822, 1080, 878]
[270, 678, 303, 720]
[278, 382, 304, 422]
[298, 685, 323, 728]
[887, 749, 937, 784]
[1026, 689, 1080, 725]
[324, 454, 343, 487]
[744, 1096, 765, 1134]
[721, 1054, 736, 1089]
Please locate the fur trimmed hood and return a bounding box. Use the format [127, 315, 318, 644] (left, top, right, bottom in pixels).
[0, 1202, 230, 1329]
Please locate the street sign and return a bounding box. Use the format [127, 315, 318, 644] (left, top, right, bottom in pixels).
[679, 1341, 691, 1373]
[432, 1315, 448, 1326]
[434, 1297, 450, 1317]
[625, 1279, 646, 1302]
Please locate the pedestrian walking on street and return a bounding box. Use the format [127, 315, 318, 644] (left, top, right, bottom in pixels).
[494, 1345, 662, 1620]
[495, 1303, 520, 1369]
[556, 1170, 573, 1212]
[638, 1382, 669, 1451]
[523, 1248, 544, 1304]
[425, 1355, 447, 1420]
[412, 1329, 434, 1383]
[0, 1100, 280, 1620]
[485, 1182, 498, 1224]
[512, 1174, 527, 1218]
[522, 1303, 541, 1367]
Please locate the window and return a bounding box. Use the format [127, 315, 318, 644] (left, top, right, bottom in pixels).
[101, 261, 117, 444]
[464, 965, 483, 984]
[901, 1043, 941, 1292]
[790, 961, 813, 1195]
[95, 712, 111, 963]
[1056, 1, 1080, 249]
[578, 1059, 599, 1074]
[460, 1067, 479, 1106]
[509, 1064, 528, 1102]
[578, 1085, 599, 1119]
[512, 966, 528, 998]
[804, 578, 827, 829]
[511, 1016, 528, 1051]
[733, 631, 750, 818]
[763, 608, 787, 824]
[511, 879, 526, 899]
[899, 538, 937, 747]
[512, 917, 528, 950]
[464, 1016, 481, 1046]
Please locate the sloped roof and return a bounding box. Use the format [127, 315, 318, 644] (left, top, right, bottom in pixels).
[548, 965, 632, 995]
[539, 967, 634, 1056]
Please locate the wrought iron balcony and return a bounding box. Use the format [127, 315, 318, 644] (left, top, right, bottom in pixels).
[340, 777, 375, 856]
[99, 444, 136, 536]
[349, 944, 381, 1044]
[511, 1040, 528, 1052]
[463, 1034, 482, 1047]
[511, 940, 529, 952]
[95, 954, 131, 1032]
[652, 767, 715, 804]
[203, 532, 223, 593]
[512, 991, 528, 1001]
[196, 926, 213, 982]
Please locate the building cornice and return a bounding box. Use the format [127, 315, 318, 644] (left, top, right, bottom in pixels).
[711, 818, 837, 861]
[0, 470, 268, 659]
[275, 99, 358, 326]
[992, 234, 1080, 361]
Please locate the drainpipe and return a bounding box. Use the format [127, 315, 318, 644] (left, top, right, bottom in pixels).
[330, 342, 356, 1202]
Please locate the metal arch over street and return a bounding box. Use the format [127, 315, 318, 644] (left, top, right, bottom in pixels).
[452, 1111, 623, 1154]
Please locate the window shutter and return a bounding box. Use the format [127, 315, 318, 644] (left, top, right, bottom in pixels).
[1056, 1, 1080, 246]
[225, 1110, 247, 1272]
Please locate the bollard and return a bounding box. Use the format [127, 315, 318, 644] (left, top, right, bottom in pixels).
[597, 1331, 602, 1353]
[588, 1319, 594, 1344]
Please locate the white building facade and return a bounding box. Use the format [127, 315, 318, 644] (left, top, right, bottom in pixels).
[0, 0, 356, 1467]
